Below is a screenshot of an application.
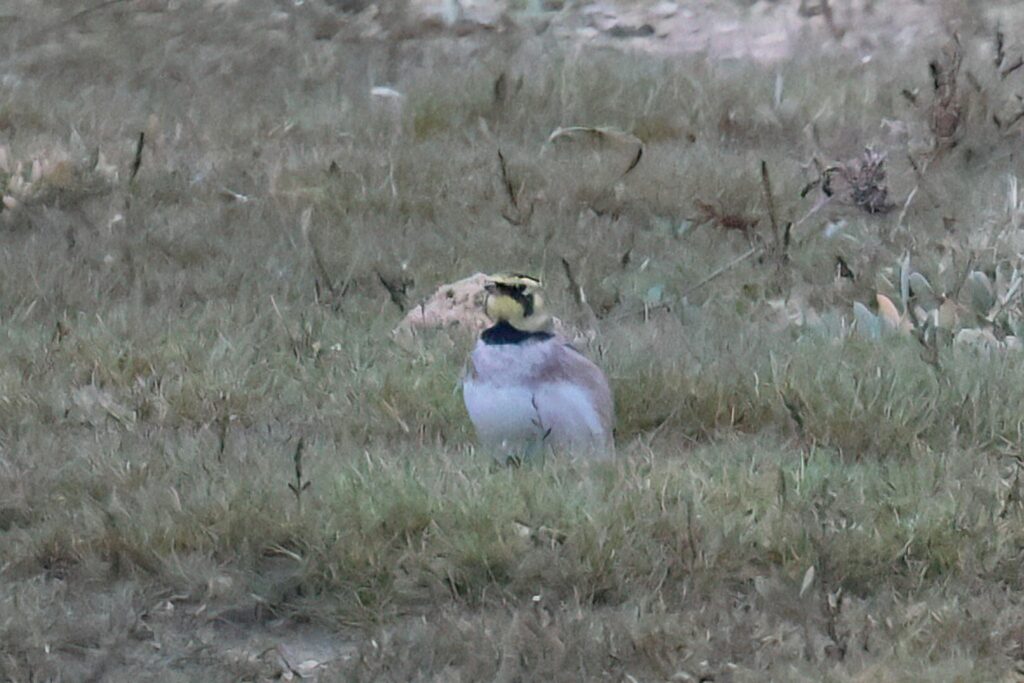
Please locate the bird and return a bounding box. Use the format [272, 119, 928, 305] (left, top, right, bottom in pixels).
[462, 273, 614, 462]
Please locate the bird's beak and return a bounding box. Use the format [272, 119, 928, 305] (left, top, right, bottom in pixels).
[483, 282, 498, 294]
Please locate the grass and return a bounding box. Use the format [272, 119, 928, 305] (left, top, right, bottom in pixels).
[4, 0, 1024, 679]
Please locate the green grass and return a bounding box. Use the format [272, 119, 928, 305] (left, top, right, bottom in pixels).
[4, 0, 1024, 679]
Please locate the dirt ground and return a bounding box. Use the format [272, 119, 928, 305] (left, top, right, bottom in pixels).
[404, 0, 989, 62]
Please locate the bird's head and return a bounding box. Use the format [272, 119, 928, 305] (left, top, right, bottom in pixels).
[483, 273, 552, 333]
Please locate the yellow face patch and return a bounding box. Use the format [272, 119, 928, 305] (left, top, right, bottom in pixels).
[485, 292, 525, 323]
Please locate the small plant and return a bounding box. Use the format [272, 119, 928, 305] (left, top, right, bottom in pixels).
[822, 148, 895, 215]
[288, 438, 312, 513]
[0, 144, 117, 214]
[693, 199, 759, 234]
[928, 35, 965, 151]
[852, 257, 1024, 354]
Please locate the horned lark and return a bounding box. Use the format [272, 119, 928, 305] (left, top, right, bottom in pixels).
[462, 274, 614, 461]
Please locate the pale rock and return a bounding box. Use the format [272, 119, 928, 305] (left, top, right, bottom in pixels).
[391, 272, 574, 350]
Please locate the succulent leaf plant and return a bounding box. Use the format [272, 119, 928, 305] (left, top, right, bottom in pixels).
[853, 259, 1024, 353]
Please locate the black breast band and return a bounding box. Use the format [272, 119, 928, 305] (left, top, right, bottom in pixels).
[481, 320, 553, 345]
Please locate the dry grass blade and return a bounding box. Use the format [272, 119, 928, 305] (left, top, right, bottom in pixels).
[545, 126, 644, 178]
[999, 101, 1024, 131]
[300, 207, 338, 300]
[492, 71, 523, 112]
[497, 149, 517, 211]
[1001, 57, 1024, 78]
[798, 0, 844, 39]
[497, 148, 533, 226]
[929, 35, 965, 150]
[760, 160, 784, 262]
[376, 270, 412, 311]
[129, 131, 144, 184]
[21, 0, 128, 43]
[287, 437, 311, 513]
[679, 246, 761, 299]
[493, 72, 507, 105]
[560, 257, 585, 309]
[560, 256, 598, 325]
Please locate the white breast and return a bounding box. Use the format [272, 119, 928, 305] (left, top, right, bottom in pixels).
[462, 380, 546, 447]
[463, 337, 611, 458]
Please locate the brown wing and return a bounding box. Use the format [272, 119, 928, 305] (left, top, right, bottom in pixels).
[533, 339, 615, 440]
